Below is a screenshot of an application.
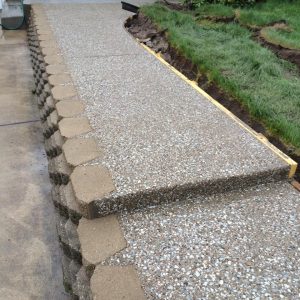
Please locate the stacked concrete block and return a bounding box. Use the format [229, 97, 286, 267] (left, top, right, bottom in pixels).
[27, 5, 145, 299]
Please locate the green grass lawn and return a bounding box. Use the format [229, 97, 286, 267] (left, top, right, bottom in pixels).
[141, 4, 300, 150]
[195, 0, 300, 50]
[195, 3, 235, 19]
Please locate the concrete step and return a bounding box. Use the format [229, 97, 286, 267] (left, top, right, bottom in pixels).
[87, 181, 300, 299]
[28, 4, 296, 221]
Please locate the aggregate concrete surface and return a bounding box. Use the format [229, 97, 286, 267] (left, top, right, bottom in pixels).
[44, 4, 290, 211]
[0, 29, 69, 299]
[22, 3, 300, 300]
[108, 182, 300, 299]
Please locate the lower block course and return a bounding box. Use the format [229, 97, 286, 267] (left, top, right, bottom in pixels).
[45, 130, 64, 157]
[61, 182, 83, 224]
[75, 266, 93, 300]
[48, 153, 71, 185]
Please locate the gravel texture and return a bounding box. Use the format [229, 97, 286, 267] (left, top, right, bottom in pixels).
[107, 182, 300, 299]
[45, 4, 289, 211]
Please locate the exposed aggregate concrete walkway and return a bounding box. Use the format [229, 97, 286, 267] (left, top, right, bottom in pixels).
[28, 3, 300, 299]
[44, 4, 290, 216]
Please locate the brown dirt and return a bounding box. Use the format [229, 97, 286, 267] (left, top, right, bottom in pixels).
[158, 0, 188, 11]
[125, 13, 300, 180]
[254, 29, 300, 72]
[196, 15, 235, 23]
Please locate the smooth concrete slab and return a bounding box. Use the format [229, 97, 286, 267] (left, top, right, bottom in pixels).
[107, 182, 300, 299]
[0, 30, 29, 45]
[0, 124, 69, 300]
[0, 93, 38, 124]
[45, 4, 290, 214]
[0, 29, 69, 299]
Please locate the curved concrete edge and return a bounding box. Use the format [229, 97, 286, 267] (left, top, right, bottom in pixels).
[27, 5, 138, 300]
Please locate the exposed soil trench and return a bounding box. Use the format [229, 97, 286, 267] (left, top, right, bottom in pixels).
[254, 31, 300, 72]
[125, 13, 300, 181]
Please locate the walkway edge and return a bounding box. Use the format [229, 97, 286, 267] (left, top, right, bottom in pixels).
[128, 30, 298, 178]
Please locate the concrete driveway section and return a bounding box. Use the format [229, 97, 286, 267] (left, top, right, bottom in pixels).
[42, 4, 292, 215]
[0, 29, 69, 299]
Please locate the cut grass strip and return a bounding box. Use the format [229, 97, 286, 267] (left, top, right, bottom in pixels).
[141, 4, 300, 150]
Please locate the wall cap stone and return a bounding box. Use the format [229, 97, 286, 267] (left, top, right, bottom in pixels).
[77, 215, 126, 266]
[63, 138, 102, 166]
[56, 100, 84, 118]
[58, 117, 91, 139]
[49, 74, 72, 86]
[46, 64, 68, 75]
[90, 265, 146, 300]
[70, 165, 115, 208]
[44, 55, 64, 65]
[52, 85, 77, 101]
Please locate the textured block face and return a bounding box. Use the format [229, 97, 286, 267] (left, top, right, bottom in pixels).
[90, 266, 146, 300]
